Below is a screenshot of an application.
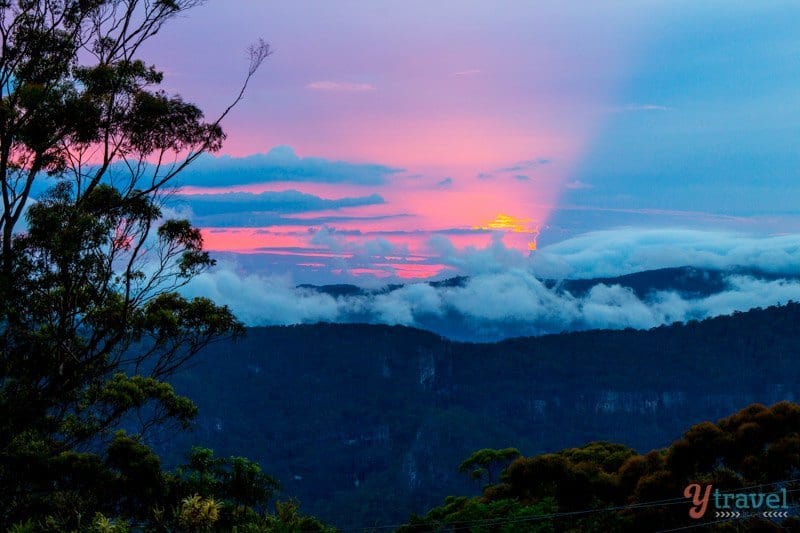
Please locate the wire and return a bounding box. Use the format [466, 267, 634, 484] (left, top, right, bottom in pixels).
[655, 515, 747, 532]
[335, 477, 800, 532]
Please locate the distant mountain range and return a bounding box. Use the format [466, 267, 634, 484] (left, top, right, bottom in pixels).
[160, 296, 800, 527]
[294, 266, 800, 341]
[300, 266, 797, 300]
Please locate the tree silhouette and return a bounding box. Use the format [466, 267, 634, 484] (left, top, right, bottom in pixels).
[0, 1, 270, 528]
[458, 447, 521, 485]
[405, 402, 800, 532]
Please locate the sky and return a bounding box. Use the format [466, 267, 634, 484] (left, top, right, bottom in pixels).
[135, 0, 800, 285]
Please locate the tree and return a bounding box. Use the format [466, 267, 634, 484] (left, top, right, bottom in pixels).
[165, 447, 280, 530]
[458, 447, 521, 485]
[405, 403, 800, 532]
[0, 1, 269, 528]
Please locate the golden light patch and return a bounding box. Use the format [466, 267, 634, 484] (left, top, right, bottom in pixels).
[474, 214, 540, 251]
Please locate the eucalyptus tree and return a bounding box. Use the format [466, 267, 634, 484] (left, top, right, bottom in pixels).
[0, 1, 268, 526]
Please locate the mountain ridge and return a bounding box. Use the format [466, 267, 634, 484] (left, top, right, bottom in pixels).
[162, 300, 800, 526]
[296, 265, 798, 299]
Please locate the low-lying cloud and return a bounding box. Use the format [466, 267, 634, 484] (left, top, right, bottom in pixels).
[183, 267, 800, 342]
[181, 228, 800, 341]
[529, 228, 800, 279]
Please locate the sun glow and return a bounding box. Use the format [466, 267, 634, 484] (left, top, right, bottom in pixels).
[474, 213, 536, 233]
[474, 214, 540, 251]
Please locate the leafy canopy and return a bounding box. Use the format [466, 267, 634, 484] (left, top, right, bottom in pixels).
[0, 0, 271, 529]
[404, 402, 800, 532]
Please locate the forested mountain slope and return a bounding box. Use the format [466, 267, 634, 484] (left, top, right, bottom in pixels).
[163, 302, 800, 527]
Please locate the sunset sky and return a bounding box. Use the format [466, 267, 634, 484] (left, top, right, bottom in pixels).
[138, 1, 800, 283]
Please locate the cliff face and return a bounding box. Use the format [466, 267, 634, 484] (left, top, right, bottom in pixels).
[162, 303, 800, 527]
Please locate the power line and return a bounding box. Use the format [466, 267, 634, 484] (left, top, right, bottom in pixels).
[655, 515, 746, 532]
[114, 477, 800, 532]
[336, 477, 800, 532]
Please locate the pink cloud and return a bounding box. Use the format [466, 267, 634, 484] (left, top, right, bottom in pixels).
[306, 80, 376, 92]
[137, 2, 668, 281]
[450, 69, 482, 78]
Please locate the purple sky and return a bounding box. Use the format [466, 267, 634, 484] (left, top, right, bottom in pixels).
[134, 1, 800, 283]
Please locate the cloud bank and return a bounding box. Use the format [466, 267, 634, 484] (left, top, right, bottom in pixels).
[182, 228, 800, 341]
[175, 146, 401, 187]
[530, 228, 800, 279]
[184, 267, 800, 342]
[177, 190, 385, 217]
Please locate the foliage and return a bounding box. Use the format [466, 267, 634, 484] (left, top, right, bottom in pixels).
[403, 402, 800, 531]
[458, 448, 521, 485]
[177, 494, 221, 531]
[261, 499, 338, 533]
[401, 496, 559, 533]
[164, 446, 281, 529]
[90, 513, 131, 533]
[158, 302, 800, 526]
[0, 0, 275, 529]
